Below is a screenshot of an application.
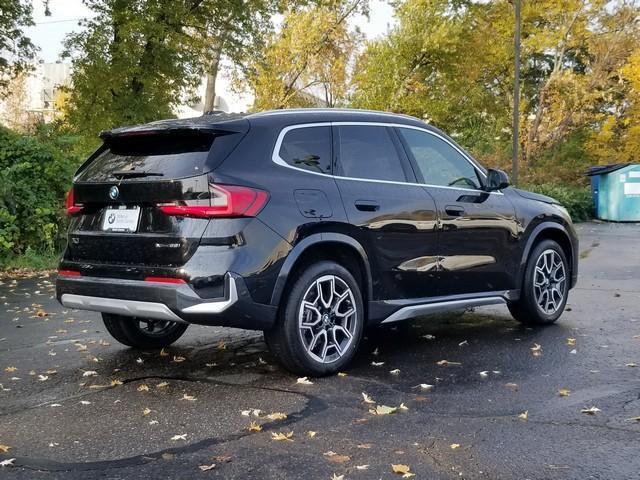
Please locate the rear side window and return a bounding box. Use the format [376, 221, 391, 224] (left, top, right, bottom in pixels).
[75, 131, 235, 182]
[335, 125, 406, 182]
[278, 126, 332, 174]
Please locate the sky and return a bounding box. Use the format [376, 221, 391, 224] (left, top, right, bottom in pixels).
[25, 0, 396, 63]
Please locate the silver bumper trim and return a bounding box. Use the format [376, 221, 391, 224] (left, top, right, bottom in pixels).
[60, 275, 239, 321]
[60, 294, 185, 322]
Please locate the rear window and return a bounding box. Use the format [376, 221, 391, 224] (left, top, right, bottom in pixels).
[278, 126, 332, 174]
[76, 131, 234, 182]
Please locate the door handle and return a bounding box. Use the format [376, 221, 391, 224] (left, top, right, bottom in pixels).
[445, 205, 465, 216]
[355, 200, 380, 212]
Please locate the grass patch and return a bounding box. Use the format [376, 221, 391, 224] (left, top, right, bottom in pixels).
[1, 248, 59, 275]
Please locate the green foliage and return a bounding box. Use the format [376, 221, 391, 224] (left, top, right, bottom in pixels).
[0, 0, 37, 96]
[0, 126, 82, 266]
[524, 184, 593, 223]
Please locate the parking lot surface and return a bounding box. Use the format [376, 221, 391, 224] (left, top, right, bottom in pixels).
[1, 221, 639, 479]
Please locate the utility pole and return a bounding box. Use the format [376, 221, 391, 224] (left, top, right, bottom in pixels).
[512, 0, 521, 186]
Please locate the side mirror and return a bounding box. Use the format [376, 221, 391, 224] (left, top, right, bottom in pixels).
[485, 169, 510, 191]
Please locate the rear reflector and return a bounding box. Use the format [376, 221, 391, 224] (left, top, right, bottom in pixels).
[58, 269, 81, 277]
[65, 188, 84, 215]
[144, 276, 187, 284]
[158, 184, 268, 219]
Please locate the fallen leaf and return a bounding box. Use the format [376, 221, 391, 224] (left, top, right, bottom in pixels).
[531, 343, 542, 356]
[567, 338, 576, 346]
[37, 375, 49, 381]
[370, 405, 397, 415]
[450, 443, 461, 449]
[0, 444, 10, 453]
[356, 464, 369, 470]
[0, 458, 15, 467]
[414, 383, 434, 391]
[362, 392, 375, 404]
[266, 412, 287, 421]
[79, 400, 91, 405]
[391, 464, 415, 477]
[558, 388, 571, 397]
[307, 431, 317, 438]
[82, 370, 98, 377]
[581, 406, 601, 415]
[626, 363, 637, 368]
[505, 383, 519, 391]
[149, 420, 159, 425]
[170, 434, 187, 441]
[399, 403, 409, 411]
[459, 340, 468, 346]
[371, 361, 385, 366]
[569, 349, 577, 354]
[198, 463, 216, 472]
[143, 407, 152, 416]
[4, 367, 17, 373]
[324, 451, 350, 463]
[216, 340, 227, 350]
[422, 334, 435, 340]
[437, 360, 461, 366]
[172, 355, 186, 363]
[159, 348, 169, 357]
[479, 371, 489, 378]
[296, 377, 313, 385]
[271, 431, 294, 441]
[389, 369, 401, 375]
[180, 394, 197, 401]
[136, 358, 144, 364]
[110, 379, 123, 387]
[627, 416, 640, 422]
[156, 382, 169, 388]
[330, 474, 344, 480]
[137, 384, 150, 392]
[357, 443, 373, 449]
[337, 372, 348, 377]
[518, 410, 529, 421]
[248, 421, 262, 432]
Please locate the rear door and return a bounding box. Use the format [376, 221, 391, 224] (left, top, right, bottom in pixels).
[332, 124, 439, 301]
[67, 128, 245, 268]
[396, 127, 519, 296]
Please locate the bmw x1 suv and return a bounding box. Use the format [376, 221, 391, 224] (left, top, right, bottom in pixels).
[56, 109, 578, 376]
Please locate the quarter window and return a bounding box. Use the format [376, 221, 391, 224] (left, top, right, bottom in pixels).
[335, 125, 406, 182]
[398, 128, 482, 190]
[278, 126, 332, 174]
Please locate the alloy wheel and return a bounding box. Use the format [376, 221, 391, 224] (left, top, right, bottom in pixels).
[533, 249, 566, 315]
[134, 319, 179, 337]
[298, 275, 357, 364]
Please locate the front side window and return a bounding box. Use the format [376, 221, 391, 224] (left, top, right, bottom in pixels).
[278, 126, 332, 174]
[398, 128, 482, 190]
[335, 125, 406, 182]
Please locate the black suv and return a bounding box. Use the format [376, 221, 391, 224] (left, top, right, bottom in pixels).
[56, 109, 578, 375]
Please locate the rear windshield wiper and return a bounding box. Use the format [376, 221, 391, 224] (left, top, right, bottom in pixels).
[112, 170, 164, 179]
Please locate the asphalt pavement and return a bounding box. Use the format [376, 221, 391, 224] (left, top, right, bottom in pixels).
[0, 221, 639, 479]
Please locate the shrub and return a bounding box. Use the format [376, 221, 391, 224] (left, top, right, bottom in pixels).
[0, 126, 82, 266]
[523, 183, 593, 223]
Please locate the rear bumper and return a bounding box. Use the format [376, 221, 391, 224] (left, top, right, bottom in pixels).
[56, 273, 277, 330]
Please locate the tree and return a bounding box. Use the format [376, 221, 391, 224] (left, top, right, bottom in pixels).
[63, 0, 212, 143]
[0, 0, 37, 97]
[241, 0, 366, 110]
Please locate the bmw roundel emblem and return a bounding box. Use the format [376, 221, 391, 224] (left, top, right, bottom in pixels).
[109, 185, 119, 200]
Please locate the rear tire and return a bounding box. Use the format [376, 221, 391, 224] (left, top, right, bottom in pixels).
[508, 239, 569, 325]
[264, 261, 364, 376]
[102, 313, 188, 349]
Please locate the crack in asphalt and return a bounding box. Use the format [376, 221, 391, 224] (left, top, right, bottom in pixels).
[0, 374, 328, 473]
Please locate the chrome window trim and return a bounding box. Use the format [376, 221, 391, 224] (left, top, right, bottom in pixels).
[271, 121, 504, 195]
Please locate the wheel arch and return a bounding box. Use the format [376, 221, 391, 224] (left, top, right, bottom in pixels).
[518, 222, 575, 290]
[269, 233, 372, 308]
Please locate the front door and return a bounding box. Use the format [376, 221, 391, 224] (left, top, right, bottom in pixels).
[333, 124, 439, 301]
[395, 126, 520, 296]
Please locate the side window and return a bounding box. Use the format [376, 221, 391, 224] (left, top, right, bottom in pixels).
[278, 126, 332, 174]
[398, 128, 482, 190]
[336, 125, 407, 182]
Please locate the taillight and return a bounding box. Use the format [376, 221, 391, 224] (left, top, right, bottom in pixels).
[158, 184, 269, 219]
[65, 188, 84, 215]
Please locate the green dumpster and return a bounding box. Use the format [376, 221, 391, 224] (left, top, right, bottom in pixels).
[586, 163, 640, 222]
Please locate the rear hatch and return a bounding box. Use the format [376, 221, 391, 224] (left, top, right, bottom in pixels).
[65, 116, 249, 267]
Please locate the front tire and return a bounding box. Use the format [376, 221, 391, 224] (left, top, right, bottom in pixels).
[508, 239, 569, 325]
[264, 261, 364, 376]
[102, 313, 188, 349]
